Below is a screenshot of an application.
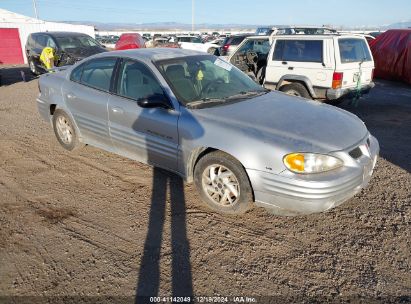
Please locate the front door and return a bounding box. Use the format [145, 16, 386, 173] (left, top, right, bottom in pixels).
[108, 59, 179, 171]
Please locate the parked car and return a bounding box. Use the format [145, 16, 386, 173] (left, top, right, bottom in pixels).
[173, 35, 220, 55]
[37, 49, 379, 215]
[115, 33, 146, 50]
[263, 34, 375, 101]
[255, 26, 275, 36]
[220, 34, 253, 56]
[146, 37, 179, 49]
[228, 35, 271, 84]
[25, 32, 106, 75]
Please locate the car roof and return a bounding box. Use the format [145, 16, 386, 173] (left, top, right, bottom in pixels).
[95, 48, 206, 63]
[271, 34, 366, 39]
[244, 35, 270, 39]
[31, 31, 90, 38]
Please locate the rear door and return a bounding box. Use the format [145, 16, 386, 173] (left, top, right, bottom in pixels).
[335, 37, 374, 89]
[62, 57, 117, 149]
[108, 59, 179, 171]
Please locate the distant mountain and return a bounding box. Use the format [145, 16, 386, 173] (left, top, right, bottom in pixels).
[60, 20, 411, 32]
[386, 21, 411, 29]
[61, 21, 276, 31]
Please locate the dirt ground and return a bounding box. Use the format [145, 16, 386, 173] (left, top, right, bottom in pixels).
[0, 66, 410, 303]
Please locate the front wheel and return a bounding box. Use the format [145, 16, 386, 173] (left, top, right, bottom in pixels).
[28, 57, 41, 75]
[52, 109, 83, 151]
[194, 151, 253, 214]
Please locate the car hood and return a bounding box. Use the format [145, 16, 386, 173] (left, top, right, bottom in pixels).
[189, 91, 368, 152]
[62, 47, 106, 59]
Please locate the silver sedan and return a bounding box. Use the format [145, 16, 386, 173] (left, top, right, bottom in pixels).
[37, 49, 379, 215]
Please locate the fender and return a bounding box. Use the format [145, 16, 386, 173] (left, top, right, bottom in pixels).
[276, 75, 317, 99]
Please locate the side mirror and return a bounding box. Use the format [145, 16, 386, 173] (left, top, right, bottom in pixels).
[137, 94, 171, 109]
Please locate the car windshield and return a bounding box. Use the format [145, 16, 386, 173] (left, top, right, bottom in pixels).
[55, 36, 100, 51]
[156, 55, 266, 107]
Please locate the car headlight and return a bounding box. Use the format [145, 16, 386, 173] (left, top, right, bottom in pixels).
[283, 153, 343, 174]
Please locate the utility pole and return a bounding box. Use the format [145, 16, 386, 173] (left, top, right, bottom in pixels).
[192, 0, 195, 32]
[32, 0, 39, 19]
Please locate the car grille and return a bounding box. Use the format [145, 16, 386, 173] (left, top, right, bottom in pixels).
[349, 146, 363, 159]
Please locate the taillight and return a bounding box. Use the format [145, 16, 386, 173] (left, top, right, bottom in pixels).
[332, 72, 343, 89]
[223, 44, 230, 50]
[371, 68, 375, 80]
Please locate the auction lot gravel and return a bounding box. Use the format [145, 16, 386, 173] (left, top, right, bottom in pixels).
[0, 67, 410, 303]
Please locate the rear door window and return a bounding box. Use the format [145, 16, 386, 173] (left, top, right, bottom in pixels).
[338, 38, 372, 63]
[70, 64, 84, 83]
[273, 39, 323, 62]
[80, 58, 117, 92]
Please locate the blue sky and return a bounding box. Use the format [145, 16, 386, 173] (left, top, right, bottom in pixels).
[1, 0, 410, 26]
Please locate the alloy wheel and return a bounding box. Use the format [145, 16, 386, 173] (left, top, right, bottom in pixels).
[56, 116, 73, 144]
[202, 164, 240, 206]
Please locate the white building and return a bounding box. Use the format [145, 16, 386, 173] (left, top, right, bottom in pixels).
[0, 8, 95, 64]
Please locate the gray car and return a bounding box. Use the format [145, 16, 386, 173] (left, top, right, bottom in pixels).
[37, 49, 379, 215]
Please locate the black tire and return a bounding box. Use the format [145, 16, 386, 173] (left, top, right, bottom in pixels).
[52, 109, 82, 151]
[194, 151, 253, 215]
[280, 83, 311, 99]
[28, 57, 41, 75]
[256, 66, 266, 85]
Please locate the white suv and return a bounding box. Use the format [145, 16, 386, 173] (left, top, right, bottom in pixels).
[263, 34, 375, 101]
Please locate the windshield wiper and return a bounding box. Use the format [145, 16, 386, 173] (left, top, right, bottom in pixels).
[224, 90, 269, 100]
[186, 97, 224, 108]
[186, 90, 270, 109]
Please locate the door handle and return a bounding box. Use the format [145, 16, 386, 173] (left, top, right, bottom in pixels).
[67, 93, 76, 99]
[282, 61, 288, 65]
[288, 67, 294, 70]
[111, 107, 124, 114]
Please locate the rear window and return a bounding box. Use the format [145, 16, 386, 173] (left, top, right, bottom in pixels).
[273, 40, 323, 63]
[338, 38, 372, 63]
[229, 36, 245, 45]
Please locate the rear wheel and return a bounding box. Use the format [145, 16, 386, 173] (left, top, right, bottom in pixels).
[52, 109, 83, 151]
[280, 83, 311, 99]
[194, 151, 253, 215]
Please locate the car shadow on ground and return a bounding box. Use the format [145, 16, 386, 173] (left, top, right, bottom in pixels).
[338, 80, 411, 173]
[0, 66, 36, 86]
[135, 168, 193, 300]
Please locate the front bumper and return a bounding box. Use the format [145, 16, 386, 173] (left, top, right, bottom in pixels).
[247, 135, 379, 215]
[326, 82, 375, 100]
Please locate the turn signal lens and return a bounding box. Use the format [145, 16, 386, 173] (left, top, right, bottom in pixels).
[283, 153, 343, 174]
[283, 153, 305, 172]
